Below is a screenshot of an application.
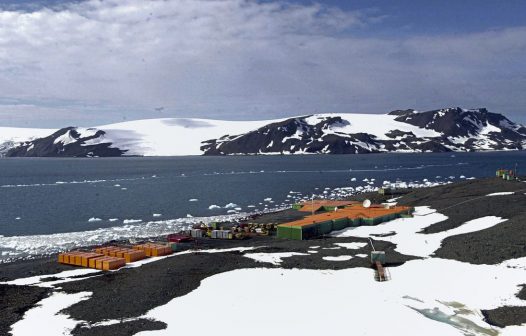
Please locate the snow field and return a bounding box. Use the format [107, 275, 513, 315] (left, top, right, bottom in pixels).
[134, 257, 526, 336]
[332, 206, 506, 258]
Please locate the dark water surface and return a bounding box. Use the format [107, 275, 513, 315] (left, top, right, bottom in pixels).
[1, 152, 525, 238]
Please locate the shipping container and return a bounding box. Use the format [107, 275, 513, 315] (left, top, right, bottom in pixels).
[190, 229, 204, 238]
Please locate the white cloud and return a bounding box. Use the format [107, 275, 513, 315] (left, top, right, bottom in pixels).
[0, 0, 524, 126]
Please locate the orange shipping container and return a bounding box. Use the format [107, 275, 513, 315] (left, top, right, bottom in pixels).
[89, 256, 107, 269]
[95, 257, 113, 270]
[81, 253, 104, 267]
[102, 258, 125, 271]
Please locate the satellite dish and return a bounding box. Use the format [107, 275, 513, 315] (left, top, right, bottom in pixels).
[363, 199, 371, 208]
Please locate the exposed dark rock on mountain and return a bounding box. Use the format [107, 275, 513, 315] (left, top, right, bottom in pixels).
[4, 107, 526, 157]
[6, 127, 127, 157]
[201, 107, 526, 155]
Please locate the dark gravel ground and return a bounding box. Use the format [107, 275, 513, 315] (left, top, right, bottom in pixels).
[0, 257, 73, 282]
[396, 178, 526, 264]
[72, 319, 167, 336]
[518, 285, 526, 300]
[481, 307, 526, 328]
[59, 236, 412, 336]
[482, 282, 526, 328]
[1, 177, 525, 334]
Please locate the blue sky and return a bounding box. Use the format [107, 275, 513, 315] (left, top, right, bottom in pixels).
[0, 0, 524, 127]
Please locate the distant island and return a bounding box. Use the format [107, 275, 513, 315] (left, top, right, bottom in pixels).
[1, 107, 525, 157]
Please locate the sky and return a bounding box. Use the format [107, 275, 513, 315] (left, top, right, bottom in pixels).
[0, 0, 525, 128]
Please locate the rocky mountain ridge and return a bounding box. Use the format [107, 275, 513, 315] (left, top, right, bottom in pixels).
[2, 107, 525, 157]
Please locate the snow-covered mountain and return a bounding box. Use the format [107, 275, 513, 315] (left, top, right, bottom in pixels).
[2, 107, 525, 157]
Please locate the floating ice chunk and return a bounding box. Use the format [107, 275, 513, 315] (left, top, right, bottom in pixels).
[121, 188, 127, 190]
[234, 207, 242, 211]
[323, 255, 353, 261]
[108, 218, 119, 222]
[123, 219, 142, 224]
[186, 214, 193, 218]
[153, 214, 162, 217]
[351, 178, 357, 182]
[88, 217, 102, 222]
[227, 210, 237, 214]
[114, 184, 120, 187]
[307, 250, 318, 254]
[208, 205, 221, 210]
[247, 205, 256, 208]
[189, 199, 198, 202]
[224, 203, 238, 209]
[264, 198, 272, 202]
[15, 217, 21, 220]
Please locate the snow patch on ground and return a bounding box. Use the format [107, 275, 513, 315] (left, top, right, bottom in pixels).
[487, 192, 515, 196]
[322, 255, 353, 261]
[332, 206, 507, 258]
[134, 257, 526, 336]
[10, 291, 91, 336]
[2, 269, 99, 287]
[244, 252, 308, 266]
[334, 242, 367, 250]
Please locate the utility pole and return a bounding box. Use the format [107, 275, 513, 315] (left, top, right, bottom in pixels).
[311, 194, 314, 216]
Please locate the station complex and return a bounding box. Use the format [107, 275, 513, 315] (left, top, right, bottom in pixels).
[278, 200, 414, 240]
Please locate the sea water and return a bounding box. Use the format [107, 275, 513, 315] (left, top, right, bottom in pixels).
[0, 151, 525, 261]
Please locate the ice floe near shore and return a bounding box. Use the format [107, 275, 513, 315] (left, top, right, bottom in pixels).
[0, 211, 286, 262]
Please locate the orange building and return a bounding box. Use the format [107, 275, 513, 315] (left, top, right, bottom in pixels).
[278, 203, 413, 240]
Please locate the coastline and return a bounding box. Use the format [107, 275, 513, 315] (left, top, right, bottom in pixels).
[1, 177, 526, 335]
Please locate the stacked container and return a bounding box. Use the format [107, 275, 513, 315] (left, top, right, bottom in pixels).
[190, 229, 204, 238]
[133, 243, 172, 257]
[58, 251, 125, 270]
[95, 246, 146, 263]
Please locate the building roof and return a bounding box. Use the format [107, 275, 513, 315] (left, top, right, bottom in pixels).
[280, 204, 412, 228]
[297, 200, 358, 212]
